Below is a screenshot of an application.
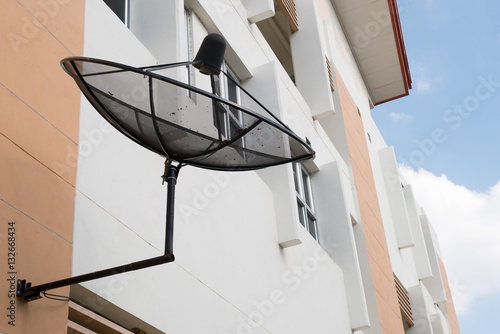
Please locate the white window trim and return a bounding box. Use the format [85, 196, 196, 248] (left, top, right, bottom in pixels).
[293, 162, 319, 240]
[214, 63, 245, 141]
[125, 0, 130, 27]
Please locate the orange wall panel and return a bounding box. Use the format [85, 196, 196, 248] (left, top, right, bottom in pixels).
[0, 86, 78, 185]
[438, 256, 461, 334]
[0, 0, 84, 332]
[0, 0, 83, 143]
[335, 66, 404, 334]
[16, 0, 85, 54]
[0, 135, 75, 242]
[0, 201, 72, 333]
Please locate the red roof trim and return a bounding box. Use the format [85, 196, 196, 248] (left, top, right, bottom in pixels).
[374, 92, 409, 106]
[379, 0, 412, 105]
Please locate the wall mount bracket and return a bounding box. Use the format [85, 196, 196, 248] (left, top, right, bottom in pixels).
[17, 163, 180, 302]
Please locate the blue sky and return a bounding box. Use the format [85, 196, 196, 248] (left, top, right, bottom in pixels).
[374, 0, 500, 192]
[372, 0, 500, 333]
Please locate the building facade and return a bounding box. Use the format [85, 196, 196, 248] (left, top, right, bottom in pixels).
[1, 0, 460, 333]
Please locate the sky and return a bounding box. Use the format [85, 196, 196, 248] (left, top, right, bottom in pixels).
[372, 0, 500, 332]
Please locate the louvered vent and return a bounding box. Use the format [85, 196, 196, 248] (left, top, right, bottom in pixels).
[67, 301, 143, 334]
[276, 0, 298, 33]
[326, 56, 334, 92]
[394, 274, 414, 327]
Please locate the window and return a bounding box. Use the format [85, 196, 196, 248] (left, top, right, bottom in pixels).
[212, 63, 246, 153]
[104, 0, 130, 26]
[184, 9, 194, 88]
[293, 163, 318, 240]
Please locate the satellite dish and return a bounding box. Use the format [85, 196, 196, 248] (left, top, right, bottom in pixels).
[59, 58, 314, 171]
[17, 34, 315, 301]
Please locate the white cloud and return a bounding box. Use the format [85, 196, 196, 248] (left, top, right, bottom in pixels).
[399, 165, 500, 316]
[389, 112, 413, 121]
[409, 60, 443, 94]
[416, 79, 431, 93]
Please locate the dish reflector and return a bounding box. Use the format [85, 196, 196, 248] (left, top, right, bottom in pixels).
[61, 57, 314, 171]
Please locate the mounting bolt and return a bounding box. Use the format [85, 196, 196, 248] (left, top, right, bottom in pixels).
[17, 279, 42, 301]
[17, 279, 26, 296]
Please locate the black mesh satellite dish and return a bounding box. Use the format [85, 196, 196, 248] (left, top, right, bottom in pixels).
[17, 34, 315, 301]
[59, 56, 313, 170]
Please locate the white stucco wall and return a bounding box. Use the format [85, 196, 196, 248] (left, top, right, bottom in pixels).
[70, 1, 454, 334]
[71, 1, 357, 333]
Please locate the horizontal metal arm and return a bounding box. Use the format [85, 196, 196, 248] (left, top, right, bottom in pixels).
[17, 163, 180, 302]
[17, 253, 174, 301]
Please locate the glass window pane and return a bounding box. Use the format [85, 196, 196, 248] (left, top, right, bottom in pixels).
[212, 75, 222, 96]
[184, 9, 193, 96]
[302, 170, 311, 205]
[230, 107, 241, 123]
[293, 164, 300, 194]
[307, 216, 317, 239]
[293, 163, 319, 241]
[184, 10, 191, 60]
[225, 71, 241, 121]
[297, 203, 305, 227]
[213, 102, 228, 139]
[104, 0, 126, 23]
[227, 79, 238, 103]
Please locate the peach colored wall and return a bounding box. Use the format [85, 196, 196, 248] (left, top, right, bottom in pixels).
[0, 0, 84, 333]
[438, 256, 461, 334]
[335, 67, 405, 334]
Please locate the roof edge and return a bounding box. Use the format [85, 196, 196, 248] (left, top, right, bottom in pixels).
[378, 0, 412, 106]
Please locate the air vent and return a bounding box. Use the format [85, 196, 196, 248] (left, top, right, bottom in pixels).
[68, 301, 137, 334]
[326, 56, 334, 92]
[394, 274, 414, 327]
[276, 0, 298, 33]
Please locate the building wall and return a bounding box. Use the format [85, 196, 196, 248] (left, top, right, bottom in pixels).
[0, 0, 84, 333]
[335, 67, 405, 334]
[438, 256, 461, 334]
[0, 1, 462, 334]
[69, 0, 353, 333]
[360, 76, 462, 334]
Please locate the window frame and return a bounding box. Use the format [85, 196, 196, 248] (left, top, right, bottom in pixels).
[212, 63, 247, 159]
[215, 63, 244, 136]
[293, 162, 319, 240]
[184, 8, 194, 87]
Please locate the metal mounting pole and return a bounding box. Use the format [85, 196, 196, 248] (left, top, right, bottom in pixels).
[164, 163, 178, 255]
[17, 164, 180, 302]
